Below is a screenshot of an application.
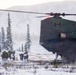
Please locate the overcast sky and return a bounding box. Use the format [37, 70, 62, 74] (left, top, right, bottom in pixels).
[0, 0, 72, 9]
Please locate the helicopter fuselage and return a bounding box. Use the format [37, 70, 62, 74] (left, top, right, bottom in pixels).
[40, 17, 76, 62]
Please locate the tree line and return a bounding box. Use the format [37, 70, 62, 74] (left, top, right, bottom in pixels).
[0, 13, 31, 54]
[0, 13, 13, 51]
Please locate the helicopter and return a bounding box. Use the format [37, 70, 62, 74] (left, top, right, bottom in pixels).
[0, 9, 76, 62]
[40, 13, 76, 62]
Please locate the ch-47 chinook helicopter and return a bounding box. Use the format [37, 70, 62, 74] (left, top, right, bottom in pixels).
[40, 13, 76, 63]
[0, 9, 76, 62]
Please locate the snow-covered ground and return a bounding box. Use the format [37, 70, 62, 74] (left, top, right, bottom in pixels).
[0, 51, 76, 75]
[0, 64, 76, 75]
[0, 45, 75, 75]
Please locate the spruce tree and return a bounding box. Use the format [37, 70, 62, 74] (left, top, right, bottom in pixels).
[22, 44, 24, 52]
[1, 27, 5, 50]
[25, 24, 31, 53]
[6, 13, 13, 50]
[0, 32, 2, 50]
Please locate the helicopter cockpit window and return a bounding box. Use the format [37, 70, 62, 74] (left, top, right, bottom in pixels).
[59, 33, 66, 39]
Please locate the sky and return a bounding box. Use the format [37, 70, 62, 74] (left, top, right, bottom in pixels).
[0, 0, 70, 9]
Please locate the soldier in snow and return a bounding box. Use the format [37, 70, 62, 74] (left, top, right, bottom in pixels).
[23, 52, 28, 62]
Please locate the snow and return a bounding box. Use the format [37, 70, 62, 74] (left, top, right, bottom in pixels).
[0, 51, 75, 75]
[0, 49, 75, 75]
[0, 66, 76, 75]
[0, 50, 75, 75]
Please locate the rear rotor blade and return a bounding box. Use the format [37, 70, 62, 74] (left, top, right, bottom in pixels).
[65, 14, 76, 16]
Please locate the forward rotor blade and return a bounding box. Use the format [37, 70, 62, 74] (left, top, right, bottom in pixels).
[0, 9, 76, 16]
[0, 9, 47, 15]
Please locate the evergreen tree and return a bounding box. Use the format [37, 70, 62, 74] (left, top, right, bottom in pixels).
[0, 32, 2, 50]
[1, 27, 5, 50]
[25, 24, 31, 53]
[6, 13, 13, 50]
[25, 43, 27, 53]
[22, 44, 24, 52]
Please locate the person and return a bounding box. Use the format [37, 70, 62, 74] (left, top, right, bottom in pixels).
[1, 51, 8, 65]
[20, 53, 24, 61]
[23, 52, 28, 62]
[10, 53, 15, 60]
